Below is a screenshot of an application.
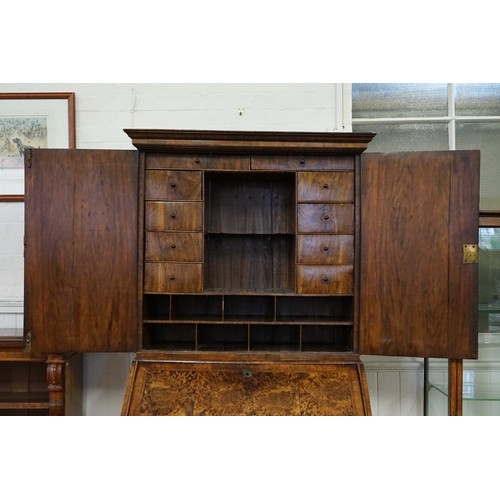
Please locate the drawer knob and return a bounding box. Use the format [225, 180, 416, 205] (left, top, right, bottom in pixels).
[323, 245, 329, 252]
[242, 368, 253, 378]
[170, 243, 176, 249]
[323, 215, 330, 221]
[300, 158, 306, 164]
[169, 275, 176, 281]
[170, 213, 176, 219]
[194, 157, 200, 163]
[170, 182, 176, 188]
[322, 276, 329, 282]
[323, 183, 329, 189]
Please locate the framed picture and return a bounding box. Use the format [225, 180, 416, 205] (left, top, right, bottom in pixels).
[0, 92, 76, 201]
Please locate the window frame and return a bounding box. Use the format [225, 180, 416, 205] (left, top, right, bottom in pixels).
[351, 83, 500, 217]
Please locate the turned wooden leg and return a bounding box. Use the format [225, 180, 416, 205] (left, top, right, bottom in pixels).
[47, 354, 65, 416]
[448, 359, 463, 416]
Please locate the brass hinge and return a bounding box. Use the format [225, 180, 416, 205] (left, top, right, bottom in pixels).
[463, 244, 479, 264]
[25, 331, 32, 352]
[25, 148, 32, 168]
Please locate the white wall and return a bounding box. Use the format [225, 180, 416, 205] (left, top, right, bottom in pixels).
[0, 83, 425, 415]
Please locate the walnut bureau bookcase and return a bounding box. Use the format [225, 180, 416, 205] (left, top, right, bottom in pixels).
[23, 130, 480, 416]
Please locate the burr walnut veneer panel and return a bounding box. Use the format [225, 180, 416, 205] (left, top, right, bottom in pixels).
[122, 353, 371, 416]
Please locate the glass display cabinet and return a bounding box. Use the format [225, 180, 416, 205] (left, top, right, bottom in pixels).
[427, 223, 500, 415]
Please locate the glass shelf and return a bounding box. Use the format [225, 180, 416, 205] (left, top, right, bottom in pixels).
[479, 304, 500, 311]
[429, 381, 500, 402]
[479, 331, 500, 347]
[425, 227, 500, 413]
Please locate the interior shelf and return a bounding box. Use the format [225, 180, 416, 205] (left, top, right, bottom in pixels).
[142, 321, 353, 353]
[0, 392, 50, 409]
[144, 319, 353, 325]
[143, 294, 353, 325]
[0, 354, 50, 415]
[204, 234, 295, 292]
[205, 171, 295, 234]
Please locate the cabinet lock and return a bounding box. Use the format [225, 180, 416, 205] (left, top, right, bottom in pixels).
[463, 244, 478, 264]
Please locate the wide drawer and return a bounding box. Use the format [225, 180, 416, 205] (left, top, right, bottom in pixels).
[146, 154, 250, 170]
[145, 202, 203, 231]
[297, 171, 354, 202]
[145, 232, 203, 262]
[297, 235, 354, 265]
[297, 204, 354, 234]
[146, 170, 202, 200]
[297, 265, 353, 294]
[251, 155, 354, 171]
[144, 263, 202, 293]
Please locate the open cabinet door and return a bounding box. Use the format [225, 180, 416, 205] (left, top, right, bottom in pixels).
[25, 149, 139, 353]
[359, 151, 480, 359]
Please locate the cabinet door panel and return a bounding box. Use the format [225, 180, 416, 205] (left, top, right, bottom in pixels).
[25, 149, 139, 352]
[360, 151, 479, 358]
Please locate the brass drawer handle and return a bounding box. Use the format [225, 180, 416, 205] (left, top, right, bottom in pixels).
[170, 243, 176, 249]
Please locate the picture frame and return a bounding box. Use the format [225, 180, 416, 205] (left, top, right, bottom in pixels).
[0, 92, 76, 201]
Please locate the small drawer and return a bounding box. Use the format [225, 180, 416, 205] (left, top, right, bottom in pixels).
[297, 204, 354, 234]
[251, 155, 354, 171]
[298, 172, 354, 202]
[146, 170, 202, 200]
[146, 202, 202, 231]
[145, 232, 202, 262]
[144, 263, 202, 293]
[146, 154, 249, 170]
[297, 265, 353, 294]
[297, 235, 354, 265]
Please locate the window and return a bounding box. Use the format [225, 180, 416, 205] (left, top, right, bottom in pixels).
[352, 83, 500, 211]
